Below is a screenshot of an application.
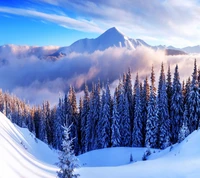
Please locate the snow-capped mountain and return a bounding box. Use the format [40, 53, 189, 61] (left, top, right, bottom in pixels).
[57, 27, 150, 54]
[50, 27, 187, 56]
[2, 27, 200, 61]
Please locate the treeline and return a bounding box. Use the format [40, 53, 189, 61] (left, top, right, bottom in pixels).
[2, 59, 200, 156]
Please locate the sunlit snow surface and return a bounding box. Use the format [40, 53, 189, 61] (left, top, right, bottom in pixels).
[0, 112, 58, 178]
[78, 132, 200, 178]
[1, 111, 200, 178]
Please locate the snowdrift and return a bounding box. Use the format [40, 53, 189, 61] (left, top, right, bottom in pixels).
[0, 112, 58, 178]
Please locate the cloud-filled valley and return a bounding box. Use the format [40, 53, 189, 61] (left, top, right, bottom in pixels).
[0, 45, 198, 106]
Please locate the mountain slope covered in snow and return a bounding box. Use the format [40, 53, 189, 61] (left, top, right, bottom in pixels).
[58, 27, 187, 55]
[58, 27, 149, 54]
[0, 112, 58, 178]
[0, 27, 191, 62]
[2, 111, 200, 178]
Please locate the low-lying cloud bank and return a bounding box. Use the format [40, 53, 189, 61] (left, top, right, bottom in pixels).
[0, 46, 199, 105]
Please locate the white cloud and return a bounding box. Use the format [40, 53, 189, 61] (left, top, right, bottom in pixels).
[0, 44, 199, 105]
[2, 0, 200, 47]
[0, 6, 102, 33]
[27, 0, 200, 47]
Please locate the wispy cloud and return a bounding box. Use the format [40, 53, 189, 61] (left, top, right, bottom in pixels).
[0, 6, 102, 33]
[24, 0, 200, 47]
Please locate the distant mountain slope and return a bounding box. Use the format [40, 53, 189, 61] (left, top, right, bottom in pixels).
[182, 45, 200, 53]
[165, 49, 187, 55]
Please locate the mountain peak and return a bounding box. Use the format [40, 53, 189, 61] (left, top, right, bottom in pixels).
[107, 27, 120, 32]
[101, 27, 124, 37]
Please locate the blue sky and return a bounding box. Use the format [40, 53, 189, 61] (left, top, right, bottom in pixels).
[0, 0, 200, 47]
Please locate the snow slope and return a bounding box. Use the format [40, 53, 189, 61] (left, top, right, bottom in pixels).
[79, 130, 200, 178]
[78, 147, 157, 167]
[2, 110, 200, 178]
[0, 112, 58, 178]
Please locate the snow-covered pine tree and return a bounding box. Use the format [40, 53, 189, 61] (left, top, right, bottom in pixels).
[166, 65, 172, 134]
[26, 105, 35, 133]
[145, 66, 159, 148]
[188, 59, 200, 133]
[118, 79, 125, 145]
[124, 68, 134, 135]
[92, 81, 101, 150]
[171, 65, 183, 144]
[121, 94, 131, 146]
[67, 86, 79, 155]
[50, 106, 57, 149]
[178, 104, 190, 143]
[132, 73, 143, 147]
[97, 87, 106, 149]
[43, 101, 53, 146]
[33, 107, 41, 139]
[118, 77, 131, 146]
[141, 77, 150, 146]
[57, 125, 79, 178]
[85, 84, 95, 152]
[54, 98, 65, 150]
[98, 82, 111, 148]
[111, 94, 121, 147]
[158, 63, 170, 149]
[183, 78, 191, 131]
[0, 89, 4, 112]
[85, 82, 101, 151]
[77, 97, 83, 155]
[80, 83, 90, 153]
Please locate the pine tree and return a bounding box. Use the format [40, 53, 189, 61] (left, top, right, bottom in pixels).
[80, 84, 90, 153]
[86, 82, 101, 151]
[111, 95, 121, 147]
[93, 81, 102, 150]
[158, 63, 170, 149]
[67, 87, 79, 155]
[98, 82, 111, 148]
[145, 67, 159, 148]
[0, 89, 4, 112]
[124, 68, 133, 136]
[188, 59, 200, 133]
[54, 98, 65, 150]
[77, 97, 83, 155]
[85, 85, 95, 152]
[57, 125, 79, 178]
[132, 73, 143, 147]
[121, 94, 131, 146]
[178, 104, 190, 143]
[141, 77, 150, 146]
[43, 101, 52, 146]
[171, 65, 183, 144]
[166, 65, 173, 120]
